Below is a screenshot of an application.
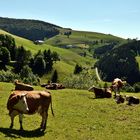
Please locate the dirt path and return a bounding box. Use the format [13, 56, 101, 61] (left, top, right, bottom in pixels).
[95, 67, 101, 81]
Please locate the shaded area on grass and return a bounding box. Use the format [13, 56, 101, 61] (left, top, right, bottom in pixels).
[0, 127, 46, 138]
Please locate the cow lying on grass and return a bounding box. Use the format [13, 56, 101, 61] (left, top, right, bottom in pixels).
[7, 90, 54, 131]
[114, 94, 125, 104]
[125, 95, 140, 105]
[88, 85, 112, 98]
[114, 94, 140, 105]
[14, 80, 34, 91]
[41, 83, 65, 90]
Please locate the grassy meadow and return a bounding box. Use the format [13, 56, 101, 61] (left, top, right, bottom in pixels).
[0, 82, 140, 140]
[46, 30, 125, 47]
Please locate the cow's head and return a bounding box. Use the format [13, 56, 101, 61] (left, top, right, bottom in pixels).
[13, 93, 29, 113]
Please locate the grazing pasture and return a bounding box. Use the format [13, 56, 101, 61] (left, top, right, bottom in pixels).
[0, 82, 140, 140]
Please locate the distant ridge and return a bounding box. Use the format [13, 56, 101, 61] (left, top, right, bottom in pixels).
[0, 17, 62, 41]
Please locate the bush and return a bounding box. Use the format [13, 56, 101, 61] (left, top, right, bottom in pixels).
[63, 70, 98, 89]
[20, 65, 40, 85]
[74, 64, 82, 74]
[133, 82, 140, 93]
[22, 75, 40, 86]
[122, 83, 135, 92]
[0, 70, 19, 82]
[0, 69, 40, 85]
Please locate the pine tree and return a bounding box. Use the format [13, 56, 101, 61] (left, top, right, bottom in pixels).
[51, 70, 58, 83]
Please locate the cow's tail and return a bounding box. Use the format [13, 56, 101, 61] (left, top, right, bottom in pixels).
[50, 96, 54, 117]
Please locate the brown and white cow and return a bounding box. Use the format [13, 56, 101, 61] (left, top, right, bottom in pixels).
[88, 85, 112, 98]
[14, 80, 34, 91]
[7, 90, 54, 131]
[111, 78, 126, 97]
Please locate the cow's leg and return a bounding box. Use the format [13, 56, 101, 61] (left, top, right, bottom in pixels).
[9, 110, 19, 129]
[40, 111, 48, 131]
[113, 86, 118, 98]
[19, 113, 23, 130]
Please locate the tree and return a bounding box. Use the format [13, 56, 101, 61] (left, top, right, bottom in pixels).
[14, 46, 32, 73]
[0, 34, 17, 60]
[52, 51, 60, 62]
[43, 49, 53, 72]
[33, 55, 46, 76]
[0, 47, 11, 69]
[51, 70, 58, 83]
[64, 31, 72, 38]
[74, 64, 82, 74]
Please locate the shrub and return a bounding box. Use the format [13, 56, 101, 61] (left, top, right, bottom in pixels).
[20, 65, 40, 85]
[74, 64, 82, 74]
[0, 69, 40, 85]
[122, 83, 135, 92]
[63, 70, 98, 89]
[133, 82, 140, 93]
[0, 70, 19, 82]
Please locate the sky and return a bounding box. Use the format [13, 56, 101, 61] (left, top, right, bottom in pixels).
[0, 0, 140, 39]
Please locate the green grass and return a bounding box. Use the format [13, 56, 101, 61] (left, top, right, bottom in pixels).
[46, 30, 125, 47]
[1, 82, 140, 140]
[40, 61, 74, 83]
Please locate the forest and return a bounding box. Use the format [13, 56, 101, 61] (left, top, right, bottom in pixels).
[95, 40, 140, 84]
[0, 17, 60, 41]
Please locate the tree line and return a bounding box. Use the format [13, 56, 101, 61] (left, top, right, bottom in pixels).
[0, 17, 60, 41]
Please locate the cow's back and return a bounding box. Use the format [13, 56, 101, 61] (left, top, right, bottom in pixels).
[25, 91, 51, 114]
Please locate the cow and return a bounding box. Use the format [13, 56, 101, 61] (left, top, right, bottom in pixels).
[114, 94, 125, 104]
[88, 85, 112, 98]
[45, 83, 65, 90]
[14, 80, 34, 91]
[41, 82, 65, 90]
[125, 95, 140, 105]
[110, 78, 126, 97]
[7, 90, 54, 131]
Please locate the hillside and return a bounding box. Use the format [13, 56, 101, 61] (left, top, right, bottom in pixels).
[0, 17, 126, 48]
[2, 17, 137, 86]
[0, 17, 61, 41]
[0, 29, 95, 83]
[45, 29, 126, 59]
[46, 30, 125, 46]
[95, 40, 140, 84]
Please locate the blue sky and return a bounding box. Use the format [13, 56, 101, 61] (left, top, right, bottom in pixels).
[0, 0, 140, 39]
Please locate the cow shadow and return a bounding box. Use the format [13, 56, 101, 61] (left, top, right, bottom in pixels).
[88, 96, 111, 100]
[0, 127, 46, 138]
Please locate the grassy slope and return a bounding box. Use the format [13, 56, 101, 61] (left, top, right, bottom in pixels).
[1, 82, 140, 140]
[0, 29, 95, 82]
[46, 30, 125, 47]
